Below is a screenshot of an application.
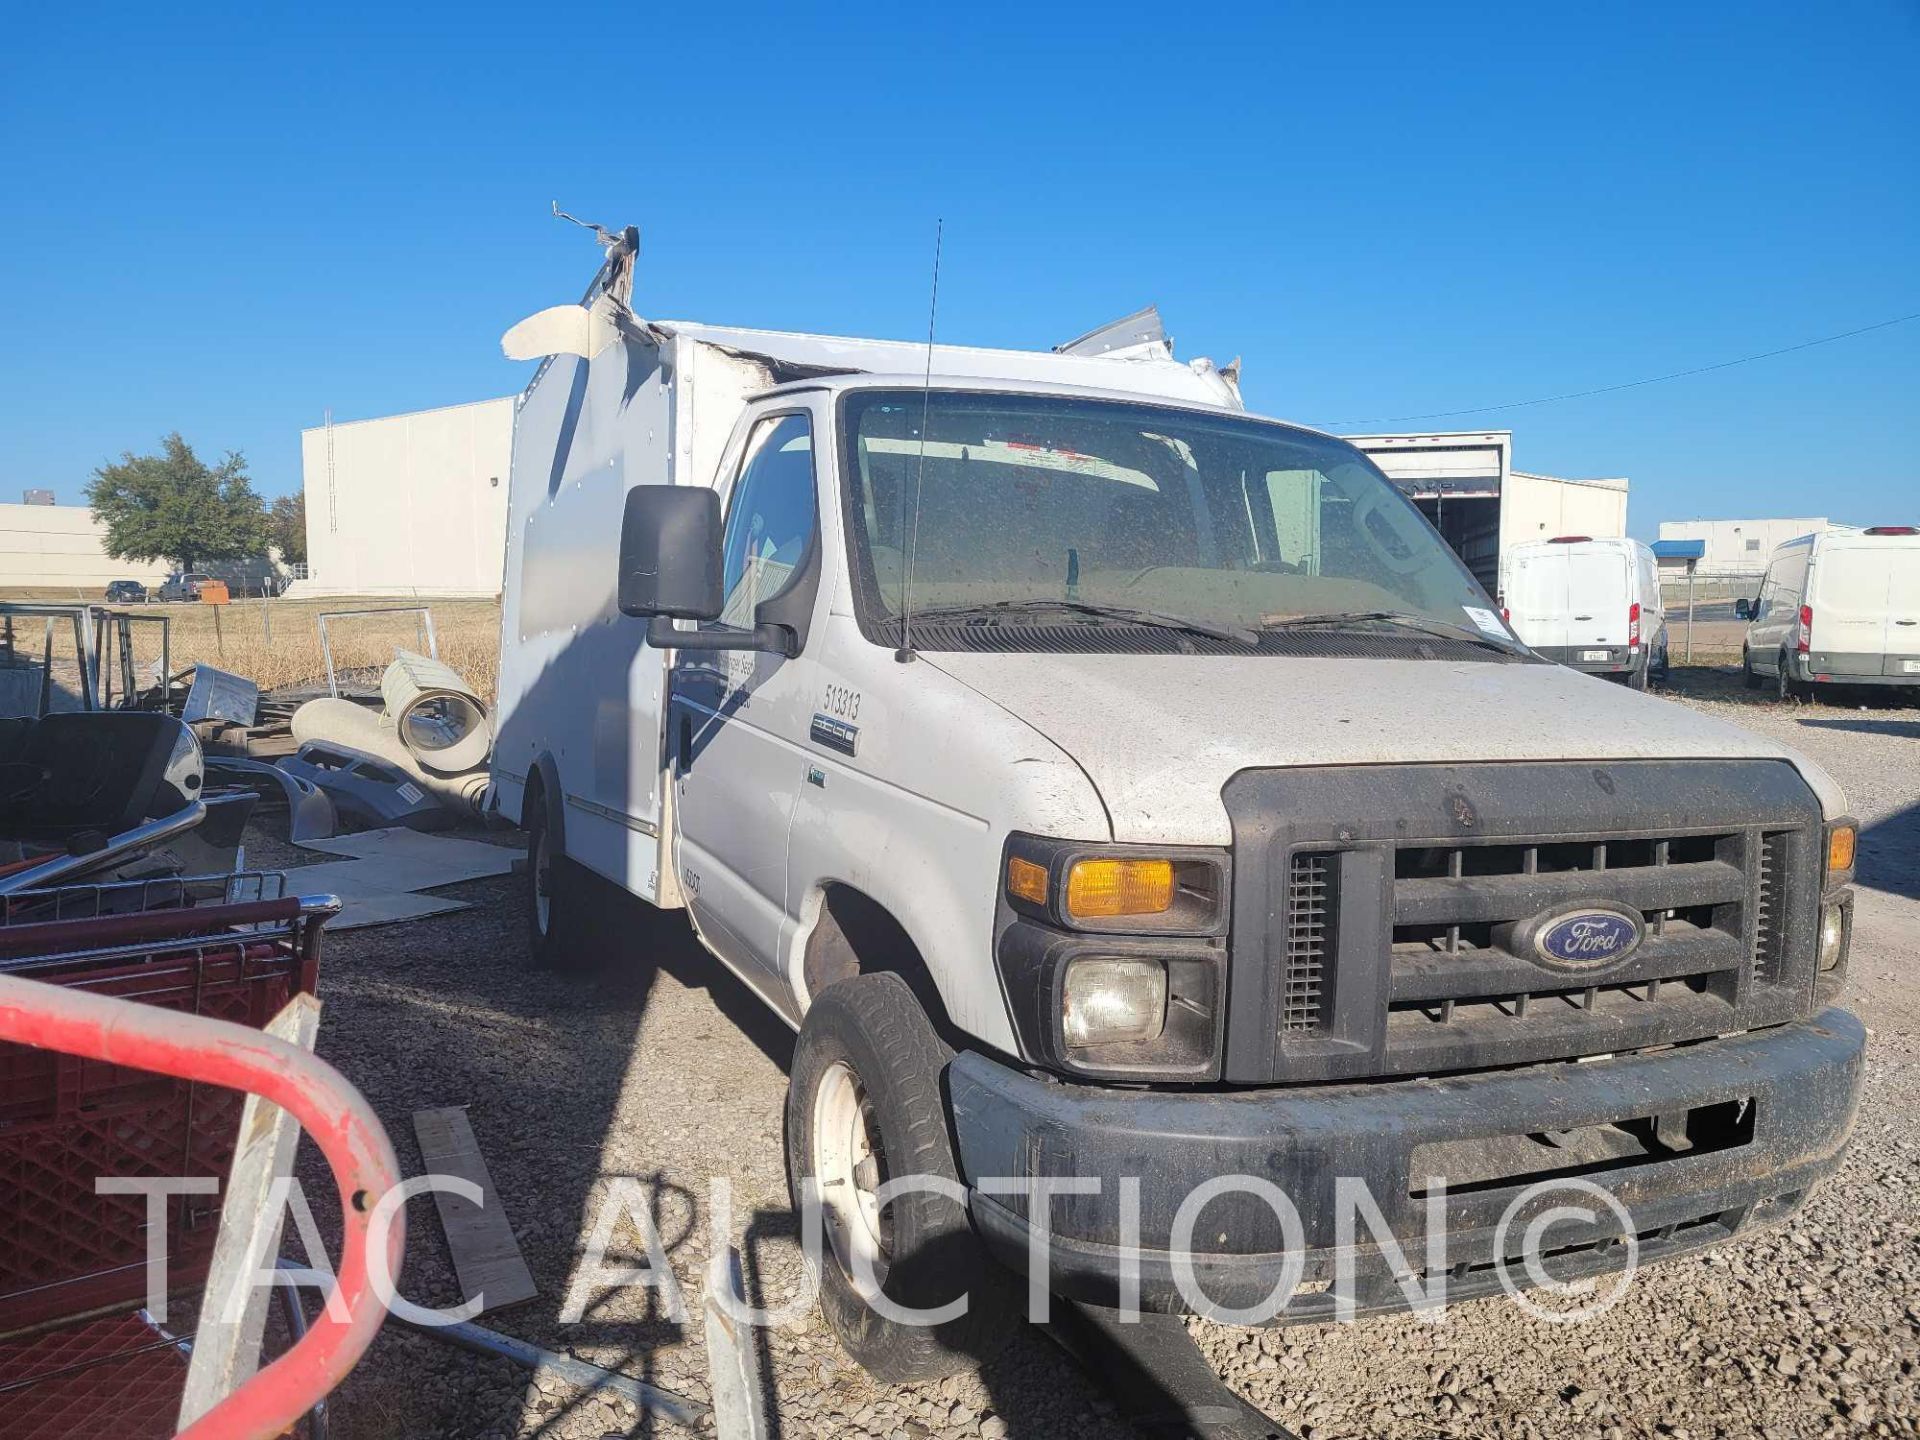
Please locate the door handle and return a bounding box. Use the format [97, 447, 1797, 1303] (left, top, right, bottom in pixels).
[1897, 619, 1917, 626]
[1573, 614, 1593, 621]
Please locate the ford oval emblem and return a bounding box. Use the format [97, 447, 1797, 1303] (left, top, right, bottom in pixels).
[1533, 908, 1643, 969]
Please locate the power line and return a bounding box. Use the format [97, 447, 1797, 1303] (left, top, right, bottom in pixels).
[1324, 309, 1920, 429]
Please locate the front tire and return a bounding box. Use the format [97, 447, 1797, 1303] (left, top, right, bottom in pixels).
[786, 974, 1016, 1381]
[524, 795, 584, 970]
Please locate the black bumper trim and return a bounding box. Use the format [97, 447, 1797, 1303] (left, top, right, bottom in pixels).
[949, 1010, 1865, 1319]
[1530, 644, 1637, 674]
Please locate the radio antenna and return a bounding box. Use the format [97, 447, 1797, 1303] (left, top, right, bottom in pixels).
[895, 218, 943, 663]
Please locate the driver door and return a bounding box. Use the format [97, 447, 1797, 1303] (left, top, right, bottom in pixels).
[669, 405, 823, 1004]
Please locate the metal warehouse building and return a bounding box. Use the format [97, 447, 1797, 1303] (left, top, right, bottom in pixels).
[1344, 430, 1628, 599]
[1656, 516, 1829, 576]
[0, 500, 168, 594]
[292, 397, 515, 598]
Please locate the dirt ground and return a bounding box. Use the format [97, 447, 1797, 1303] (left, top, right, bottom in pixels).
[277, 666, 1919, 1440]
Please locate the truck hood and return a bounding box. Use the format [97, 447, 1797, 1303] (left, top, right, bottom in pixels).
[922, 653, 1847, 843]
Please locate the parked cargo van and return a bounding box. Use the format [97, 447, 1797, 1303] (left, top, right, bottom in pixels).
[1502, 535, 1667, 687]
[493, 231, 1864, 1384]
[1738, 527, 1920, 700]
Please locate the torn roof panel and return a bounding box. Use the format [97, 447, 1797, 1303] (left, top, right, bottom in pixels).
[649, 319, 1244, 410]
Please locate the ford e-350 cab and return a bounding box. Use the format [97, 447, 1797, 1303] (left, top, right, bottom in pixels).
[493, 237, 1865, 1380]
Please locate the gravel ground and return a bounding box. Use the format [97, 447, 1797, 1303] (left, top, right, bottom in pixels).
[284, 666, 1918, 1440]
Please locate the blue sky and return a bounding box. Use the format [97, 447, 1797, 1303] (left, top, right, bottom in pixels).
[1, 2, 1914, 537]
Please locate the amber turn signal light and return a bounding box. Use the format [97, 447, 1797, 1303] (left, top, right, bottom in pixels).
[1066, 858, 1175, 918]
[1827, 824, 1856, 874]
[1007, 856, 1050, 906]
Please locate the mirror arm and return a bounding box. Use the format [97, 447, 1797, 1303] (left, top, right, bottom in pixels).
[644, 617, 797, 657]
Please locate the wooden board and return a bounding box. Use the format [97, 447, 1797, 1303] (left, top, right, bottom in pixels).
[411, 1107, 538, 1313]
[177, 994, 321, 1430]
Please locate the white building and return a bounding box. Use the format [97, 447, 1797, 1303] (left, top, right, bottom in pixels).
[0, 501, 169, 594]
[1344, 431, 1628, 597]
[1656, 517, 1828, 576]
[292, 397, 515, 598]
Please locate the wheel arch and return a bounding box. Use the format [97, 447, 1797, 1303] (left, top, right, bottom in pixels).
[795, 882, 965, 1043]
[522, 751, 566, 856]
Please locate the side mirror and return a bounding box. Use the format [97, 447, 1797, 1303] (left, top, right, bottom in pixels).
[619, 486, 723, 620]
[616, 486, 797, 656]
[1733, 598, 1752, 620]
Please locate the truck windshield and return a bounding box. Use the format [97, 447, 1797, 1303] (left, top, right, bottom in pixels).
[840, 390, 1499, 647]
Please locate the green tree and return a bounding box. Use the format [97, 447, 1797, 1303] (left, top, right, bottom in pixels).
[85, 433, 271, 573]
[269, 491, 307, 566]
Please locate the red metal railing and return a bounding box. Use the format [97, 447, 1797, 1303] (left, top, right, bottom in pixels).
[0, 972, 403, 1439]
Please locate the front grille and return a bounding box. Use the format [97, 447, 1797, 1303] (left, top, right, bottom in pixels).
[1381, 832, 1747, 1061]
[1221, 761, 1825, 1084]
[1281, 852, 1333, 1031]
[1753, 831, 1789, 984]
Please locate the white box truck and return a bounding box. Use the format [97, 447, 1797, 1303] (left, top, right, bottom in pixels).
[492, 230, 1864, 1382]
[1737, 525, 1920, 700]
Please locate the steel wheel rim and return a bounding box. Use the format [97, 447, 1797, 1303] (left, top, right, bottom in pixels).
[531, 825, 552, 935]
[812, 1059, 891, 1293]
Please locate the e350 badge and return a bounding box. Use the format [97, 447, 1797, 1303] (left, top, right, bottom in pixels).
[809, 713, 859, 757]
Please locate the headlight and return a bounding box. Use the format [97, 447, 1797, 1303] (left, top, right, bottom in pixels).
[1818, 902, 1848, 971]
[1061, 957, 1168, 1047]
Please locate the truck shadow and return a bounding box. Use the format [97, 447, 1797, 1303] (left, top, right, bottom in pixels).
[1858, 800, 1920, 901]
[563, 875, 1178, 1439]
[289, 864, 696, 1439]
[1796, 716, 1920, 741]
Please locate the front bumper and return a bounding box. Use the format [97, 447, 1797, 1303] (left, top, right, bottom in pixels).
[949, 1009, 1865, 1321]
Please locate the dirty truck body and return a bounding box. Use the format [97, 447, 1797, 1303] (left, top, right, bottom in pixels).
[492, 248, 1863, 1359]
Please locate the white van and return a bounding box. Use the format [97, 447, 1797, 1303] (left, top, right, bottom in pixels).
[1740, 526, 1920, 699]
[1501, 535, 1667, 688]
[492, 230, 1863, 1385]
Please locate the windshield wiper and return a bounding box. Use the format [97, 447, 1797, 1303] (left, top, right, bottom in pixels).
[907, 599, 1257, 646]
[1259, 609, 1522, 655]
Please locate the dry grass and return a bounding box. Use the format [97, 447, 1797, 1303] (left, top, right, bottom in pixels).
[109, 597, 503, 701]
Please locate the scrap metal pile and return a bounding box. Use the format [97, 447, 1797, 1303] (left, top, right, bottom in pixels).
[279, 647, 493, 831]
[1, 602, 498, 847]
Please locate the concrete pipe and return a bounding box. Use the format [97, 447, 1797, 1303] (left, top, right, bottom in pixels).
[290, 697, 489, 818]
[380, 650, 492, 775]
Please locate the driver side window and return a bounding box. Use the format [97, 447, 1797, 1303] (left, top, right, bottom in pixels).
[719, 414, 816, 628]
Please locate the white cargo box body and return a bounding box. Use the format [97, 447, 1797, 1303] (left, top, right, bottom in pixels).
[491, 310, 1242, 904]
[1506, 536, 1642, 648]
[1808, 529, 1920, 669]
